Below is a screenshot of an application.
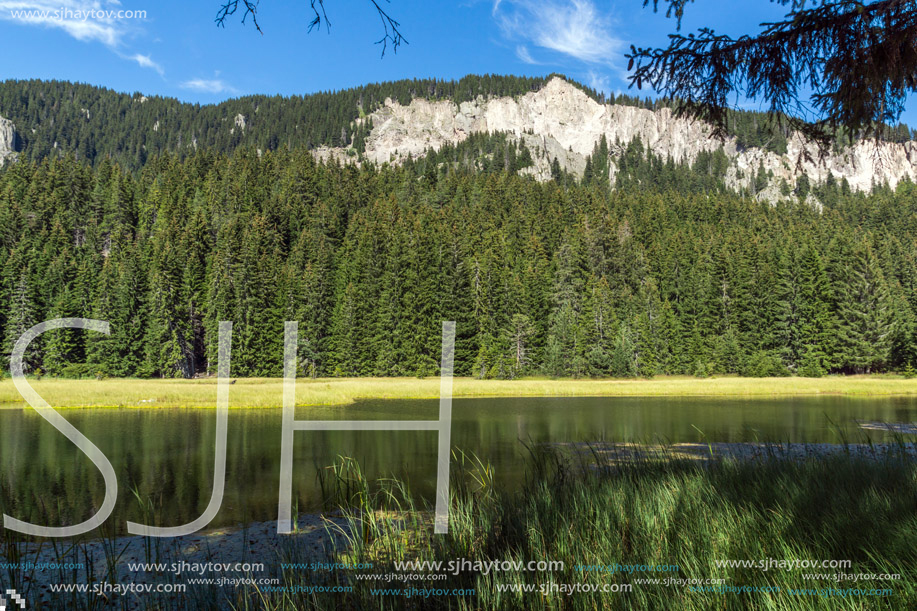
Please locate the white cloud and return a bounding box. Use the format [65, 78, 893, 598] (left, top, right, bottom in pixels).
[0, 1, 141, 47]
[2, 1, 161, 78]
[516, 45, 538, 64]
[493, 0, 622, 66]
[180, 78, 237, 95]
[129, 53, 163, 76]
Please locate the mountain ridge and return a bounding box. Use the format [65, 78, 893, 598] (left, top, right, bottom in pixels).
[316, 77, 917, 202]
[2, 75, 917, 203]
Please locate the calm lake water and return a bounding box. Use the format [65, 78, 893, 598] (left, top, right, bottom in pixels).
[1, 396, 915, 535]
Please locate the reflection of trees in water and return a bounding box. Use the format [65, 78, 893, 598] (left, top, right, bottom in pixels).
[1, 397, 916, 536]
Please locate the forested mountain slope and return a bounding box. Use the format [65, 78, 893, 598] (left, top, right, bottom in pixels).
[0, 75, 591, 170]
[2, 75, 916, 204]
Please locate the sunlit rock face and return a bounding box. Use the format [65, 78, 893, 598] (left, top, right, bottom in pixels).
[324, 76, 917, 203]
[0, 115, 18, 165]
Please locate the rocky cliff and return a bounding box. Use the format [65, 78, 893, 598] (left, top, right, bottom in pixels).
[321, 77, 917, 202]
[0, 115, 18, 165]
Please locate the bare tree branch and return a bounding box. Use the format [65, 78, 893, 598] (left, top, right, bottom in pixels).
[215, 0, 262, 34]
[215, 0, 407, 56]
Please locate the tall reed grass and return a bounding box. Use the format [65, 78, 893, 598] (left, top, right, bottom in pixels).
[235, 443, 917, 610]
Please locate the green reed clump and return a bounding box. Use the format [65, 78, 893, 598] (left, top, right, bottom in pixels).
[244, 446, 917, 610]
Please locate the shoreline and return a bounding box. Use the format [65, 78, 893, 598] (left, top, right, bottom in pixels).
[557, 441, 917, 464]
[0, 374, 917, 409]
[0, 375, 916, 409]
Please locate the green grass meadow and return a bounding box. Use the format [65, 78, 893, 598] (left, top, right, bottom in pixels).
[1, 375, 916, 409]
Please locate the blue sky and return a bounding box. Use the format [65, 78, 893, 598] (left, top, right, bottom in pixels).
[1, 0, 915, 125]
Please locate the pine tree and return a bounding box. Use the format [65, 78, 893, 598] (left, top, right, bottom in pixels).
[4, 265, 39, 373]
[43, 287, 83, 375]
[796, 244, 836, 376]
[836, 241, 896, 373]
[507, 313, 535, 377]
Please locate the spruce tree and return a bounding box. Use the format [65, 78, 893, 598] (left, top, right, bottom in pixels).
[836, 241, 895, 373]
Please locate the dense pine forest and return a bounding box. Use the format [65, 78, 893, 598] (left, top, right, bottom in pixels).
[1, 135, 915, 379]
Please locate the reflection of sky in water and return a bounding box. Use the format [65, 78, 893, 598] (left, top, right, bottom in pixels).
[857, 421, 917, 434]
[0, 396, 915, 535]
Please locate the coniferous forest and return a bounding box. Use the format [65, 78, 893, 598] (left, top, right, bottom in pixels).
[1, 129, 916, 380]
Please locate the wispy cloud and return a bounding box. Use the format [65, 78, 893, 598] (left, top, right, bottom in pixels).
[181, 77, 237, 95]
[493, 0, 622, 66]
[129, 53, 163, 76]
[515, 45, 538, 65]
[2, 1, 161, 79]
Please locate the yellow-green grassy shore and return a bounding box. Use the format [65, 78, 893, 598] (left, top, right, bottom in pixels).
[0, 375, 916, 408]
